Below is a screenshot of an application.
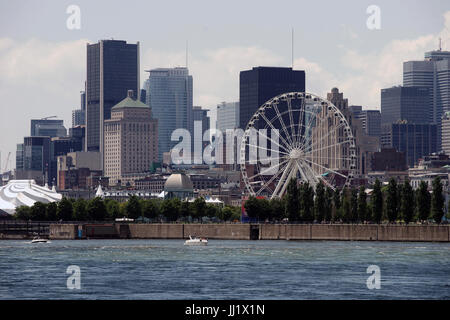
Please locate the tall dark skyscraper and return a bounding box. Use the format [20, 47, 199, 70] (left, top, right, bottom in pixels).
[239, 67, 305, 129]
[85, 40, 140, 155]
[381, 86, 432, 125]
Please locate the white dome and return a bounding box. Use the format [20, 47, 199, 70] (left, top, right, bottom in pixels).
[164, 173, 193, 192]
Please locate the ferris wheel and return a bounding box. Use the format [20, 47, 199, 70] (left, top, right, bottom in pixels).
[240, 92, 357, 199]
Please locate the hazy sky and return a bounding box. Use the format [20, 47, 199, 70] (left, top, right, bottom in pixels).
[1, 0, 450, 169]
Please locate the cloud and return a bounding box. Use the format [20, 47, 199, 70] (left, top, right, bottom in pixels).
[0, 38, 87, 168]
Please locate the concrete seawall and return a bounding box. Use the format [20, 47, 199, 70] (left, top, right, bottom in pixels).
[47, 223, 450, 242]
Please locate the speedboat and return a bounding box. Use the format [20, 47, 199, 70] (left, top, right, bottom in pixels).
[184, 235, 208, 246]
[31, 237, 50, 243]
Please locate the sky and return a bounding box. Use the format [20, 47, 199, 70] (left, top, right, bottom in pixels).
[1, 0, 450, 169]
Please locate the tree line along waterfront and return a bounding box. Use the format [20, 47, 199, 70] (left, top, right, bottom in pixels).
[11, 177, 449, 224]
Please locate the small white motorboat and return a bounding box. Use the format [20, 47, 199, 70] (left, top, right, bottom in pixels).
[31, 237, 50, 244]
[184, 235, 208, 246]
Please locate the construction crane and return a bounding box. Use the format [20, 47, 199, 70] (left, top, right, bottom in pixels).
[3, 152, 10, 173]
[40, 116, 57, 120]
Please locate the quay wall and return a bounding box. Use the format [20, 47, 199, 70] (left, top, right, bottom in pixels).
[46, 223, 450, 242]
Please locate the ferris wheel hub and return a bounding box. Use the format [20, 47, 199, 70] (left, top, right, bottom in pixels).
[289, 148, 303, 160]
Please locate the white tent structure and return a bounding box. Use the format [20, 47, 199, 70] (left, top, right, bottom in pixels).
[0, 180, 62, 215]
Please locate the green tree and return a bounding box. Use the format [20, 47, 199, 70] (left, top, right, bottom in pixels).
[416, 181, 431, 222]
[86, 197, 107, 221]
[179, 201, 191, 220]
[324, 187, 333, 222]
[371, 179, 383, 223]
[15, 205, 31, 220]
[385, 178, 398, 223]
[57, 197, 73, 221]
[221, 206, 236, 221]
[126, 195, 142, 219]
[332, 188, 342, 222]
[46, 202, 58, 221]
[73, 198, 88, 221]
[244, 196, 260, 221]
[357, 186, 368, 222]
[105, 199, 121, 220]
[285, 178, 300, 222]
[160, 198, 180, 222]
[314, 181, 326, 222]
[300, 183, 314, 222]
[30, 202, 47, 221]
[350, 187, 358, 223]
[269, 198, 285, 222]
[341, 187, 351, 223]
[400, 179, 415, 224]
[431, 177, 445, 224]
[193, 197, 207, 220]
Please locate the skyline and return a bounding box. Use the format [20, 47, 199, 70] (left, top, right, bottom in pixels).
[1, 0, 450, 167]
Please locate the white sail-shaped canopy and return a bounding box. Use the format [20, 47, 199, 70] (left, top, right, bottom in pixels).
[0, 180, 62, 215]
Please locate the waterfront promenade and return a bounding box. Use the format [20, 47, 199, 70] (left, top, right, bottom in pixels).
[45, 223, 450, 242]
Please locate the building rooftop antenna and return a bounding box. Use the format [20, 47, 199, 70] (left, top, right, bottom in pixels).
[291, 28, 294, 69]
[439, 37, 442, 51]
[186, 40, 188, 69]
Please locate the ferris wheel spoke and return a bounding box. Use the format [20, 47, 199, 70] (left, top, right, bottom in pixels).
[286, 98, 296, 146]
[294, 97, 306, 147]
[255, 127, 291, 153]
[256, 161, 290, 196]
[297, 103, 321, 149]
[246, 143, 290, 157]
[301, 158, 349, 179]
[246, 158, 290, 181]
[272, 160, 294, 198]
[278, 163, 298, 198]
[303, 138, 354, 156]
[272, 103, 295, 147]
[301, 120, 347, 153]
[259, 112, 292, 151]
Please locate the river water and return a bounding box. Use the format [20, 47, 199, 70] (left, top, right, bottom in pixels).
[0, 239, 448, 299]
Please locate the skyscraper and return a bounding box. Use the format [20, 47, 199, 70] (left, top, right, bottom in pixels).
[326, 88, 380, 176]
[239, 67, 305, 130]
[381, 86, 432, 125]
[30, 119, 67, 137]
[381, 122, 437, 167]
[216, 102, 240, 133]
[85, 40, 140, 155]
[147, 67, 193, 161]
[403, 49, 450, 150]
[349, 106, 382, 138]
[104, 90, 158, 186]
[72, 90, 86, 127]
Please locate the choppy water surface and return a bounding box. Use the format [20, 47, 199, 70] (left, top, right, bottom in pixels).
[0, 239, 449, 299]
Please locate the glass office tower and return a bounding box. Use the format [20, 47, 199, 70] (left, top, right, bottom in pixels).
[147, 67, 193, 162]
[85, 40, 139, 154]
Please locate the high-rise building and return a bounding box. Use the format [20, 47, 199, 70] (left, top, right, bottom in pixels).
[381, 122, 437, 167]
[442, 112, 450, 156]
[381, 86, 432, 125]
[147, 67, 193, 161]
[72, 90, 86, 127]
[104, 90, 158, 186]
[85, 40, 140, 155]
[15, 136, 51, 185]
[239, 67, 305, 130]
[349, 106, 381, 138]
[30, 119, 67, 137]
[217, 102, 240, 133]
[403, 49, 450, 150]
[326, 88, 380, 176]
